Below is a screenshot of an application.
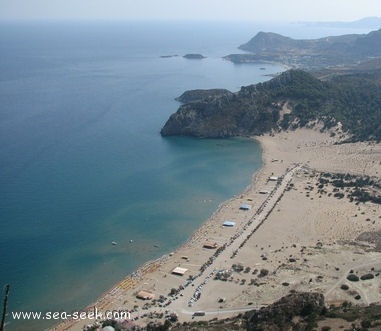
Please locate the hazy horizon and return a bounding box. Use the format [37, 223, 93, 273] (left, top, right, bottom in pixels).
[0, 0, 380, 23]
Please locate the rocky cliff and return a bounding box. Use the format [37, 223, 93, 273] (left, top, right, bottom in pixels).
[160, 70, 308, 138]
[161, 69, 381, 141]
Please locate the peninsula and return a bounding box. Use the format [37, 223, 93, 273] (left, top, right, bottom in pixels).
[161, 69, 381, 141]
[224, 28, 381, 68]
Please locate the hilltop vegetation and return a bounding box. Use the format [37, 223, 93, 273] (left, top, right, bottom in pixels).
[92, 292, 381, 330]
[161, 69, 381, 141]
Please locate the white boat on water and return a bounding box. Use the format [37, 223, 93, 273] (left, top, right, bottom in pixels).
[112, 241, 118, 245]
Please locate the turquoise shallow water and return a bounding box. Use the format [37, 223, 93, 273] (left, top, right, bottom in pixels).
[0, 21, 371, 330]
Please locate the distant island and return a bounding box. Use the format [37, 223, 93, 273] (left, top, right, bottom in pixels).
[224, 28, 381, 69]
[160, 54, 206, 59]
[183, 53, 206, 59]
[160, 54, 179, 58]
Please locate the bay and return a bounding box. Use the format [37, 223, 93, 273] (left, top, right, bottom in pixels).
[0, 21, 370, 329]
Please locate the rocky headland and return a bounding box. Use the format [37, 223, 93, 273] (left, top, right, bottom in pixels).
[161, 69, 381, 141]
[224, 28, 381, 69]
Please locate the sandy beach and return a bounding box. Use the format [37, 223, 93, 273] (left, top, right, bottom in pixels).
[52, 126, 381, 330]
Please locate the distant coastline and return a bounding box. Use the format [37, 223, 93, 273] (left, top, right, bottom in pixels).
[224, 27, 381, 69]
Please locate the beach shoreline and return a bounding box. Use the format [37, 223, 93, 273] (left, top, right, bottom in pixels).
[51, 127, 381, 330]
[50, 135, 268, 330]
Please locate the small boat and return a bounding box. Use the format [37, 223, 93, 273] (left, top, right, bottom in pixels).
[112, 241, 118, 246]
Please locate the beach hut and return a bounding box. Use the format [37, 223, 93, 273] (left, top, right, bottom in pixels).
[136, 290, 155, 300]
[223, 221, 236, 227]
[172, 267, 188, 276]
[203, 241, 218, 249]
[239, 204, 251, 210]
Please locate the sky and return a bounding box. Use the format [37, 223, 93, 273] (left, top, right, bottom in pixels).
[0, 0, 380, 22]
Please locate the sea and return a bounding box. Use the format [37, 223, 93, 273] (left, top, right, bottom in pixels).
[0, 20, 372, 330]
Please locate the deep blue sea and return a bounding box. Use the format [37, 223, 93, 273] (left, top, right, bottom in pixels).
[0, 21, 372, 330]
